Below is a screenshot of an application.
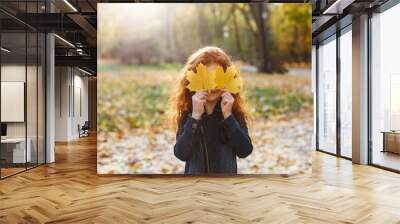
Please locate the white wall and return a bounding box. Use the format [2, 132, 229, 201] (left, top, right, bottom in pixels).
[1, 65, 35, 138]
[1, 65, 26, 132]
[55, 67, 69, 141]
[54, 67, 89, 141]
[72, 73, 89, 138]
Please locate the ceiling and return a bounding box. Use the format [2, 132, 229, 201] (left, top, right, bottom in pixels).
[311, 0, 390, 42]
[1, 0, 395, 73]
[0, 0, 97, 74]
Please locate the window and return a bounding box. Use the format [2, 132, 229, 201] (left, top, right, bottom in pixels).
[371, 3, 400, 171]
[339, 27, 352, 158]
[317, 35, 337, 154]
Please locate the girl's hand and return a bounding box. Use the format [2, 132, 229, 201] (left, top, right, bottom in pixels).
[192, 91, 207, 120]
[221, 91, 234, 119]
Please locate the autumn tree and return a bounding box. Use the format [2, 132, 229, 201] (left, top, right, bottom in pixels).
[98, 3, 311, 73]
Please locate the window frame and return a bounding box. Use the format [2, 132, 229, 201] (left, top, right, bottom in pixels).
[315, 21, 353, 160]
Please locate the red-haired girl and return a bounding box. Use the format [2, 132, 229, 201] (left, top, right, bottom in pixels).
[171, 46, 253, 174]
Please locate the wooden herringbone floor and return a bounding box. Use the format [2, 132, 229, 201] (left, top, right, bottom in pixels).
[1, 135, 400, 223]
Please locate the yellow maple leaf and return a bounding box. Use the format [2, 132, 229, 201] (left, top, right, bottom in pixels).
[225, 76, 242, 94]
[186, 63, 216, 92]
[215, 65, 242, 94]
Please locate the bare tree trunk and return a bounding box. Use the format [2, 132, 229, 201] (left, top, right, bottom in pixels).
[247, 4, 286, 73]
[198, 7, 209, 45]
[210, 5, 236, 47]
[232, 6, 243, 59]
[238, 5, 258, 66]
[251, 4, 269, 72]
[165, 5, 175, 63]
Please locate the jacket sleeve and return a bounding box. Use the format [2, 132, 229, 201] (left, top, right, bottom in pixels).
[174, 115, 199, 161]
[221, 114, 253, 158]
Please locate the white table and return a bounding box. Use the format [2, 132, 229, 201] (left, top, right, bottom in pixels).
[1, 138, 31, 163]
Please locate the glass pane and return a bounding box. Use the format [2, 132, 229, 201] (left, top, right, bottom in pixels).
[0, 1, 46, 178]
[340, 28, 352, 158]
[38, 33, 45, 165]
[27, 30, 38, 169]
[371, 4, 400, 171]
[318, 36, 337, 154]
[26, 0, 39, 169]
[1, 30, 27, 177]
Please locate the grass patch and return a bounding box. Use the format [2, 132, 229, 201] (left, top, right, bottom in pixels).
[246, 87, 312, 119]
[97, 77, 172, 133]
[98, 74, 312, 134]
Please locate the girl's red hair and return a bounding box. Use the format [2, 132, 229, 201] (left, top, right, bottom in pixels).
[170, 46, 251, 131]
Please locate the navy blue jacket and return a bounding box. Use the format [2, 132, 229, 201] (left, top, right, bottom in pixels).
[173, 105, 253, 174]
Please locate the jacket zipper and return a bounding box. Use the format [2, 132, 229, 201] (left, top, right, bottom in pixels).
[200, 124, 210, 173]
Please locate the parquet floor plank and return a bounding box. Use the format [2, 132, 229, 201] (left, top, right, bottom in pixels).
[0, 135, 399, 223]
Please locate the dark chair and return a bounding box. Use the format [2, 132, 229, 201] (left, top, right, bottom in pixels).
[79, 121, 90, 138]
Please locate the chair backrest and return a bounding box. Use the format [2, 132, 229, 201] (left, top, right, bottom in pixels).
[82, 121, 90, 129]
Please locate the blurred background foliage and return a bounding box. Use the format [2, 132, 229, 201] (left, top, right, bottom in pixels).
[98, 3, 311, 73]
